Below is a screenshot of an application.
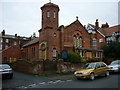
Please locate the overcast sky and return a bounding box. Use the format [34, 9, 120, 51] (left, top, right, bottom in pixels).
[0, 0, 119, 37]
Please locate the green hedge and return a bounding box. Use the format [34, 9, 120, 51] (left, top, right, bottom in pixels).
[66, 52, 81, 63]
[81, 58, 99, 63]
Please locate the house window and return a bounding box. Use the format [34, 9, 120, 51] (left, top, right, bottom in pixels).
[80, 51, 85, 57]
[53, 12, 56, 18]
[47, 11, 50, 17]
[5, 45, 8, 49]
[106, 37, 111, 46]
[99, 38, 103, 43]
[53, 48, 57, 57]
[118, 37, 120, 43]
[0, 38, 3, 43]
[94, 52, 100, 58]
[0, 44, 2, 50]
[54, 33, 57, 37]
[6, 39, 9, 43]
[92, 38, 97, 49]
[14, 41, 17, 45]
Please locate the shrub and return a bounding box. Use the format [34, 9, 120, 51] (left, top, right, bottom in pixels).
[102, 41, 120, 59]
[81, 59, 88, 63]
[102, 57, 108, 63]
[67, 52, 81, 63]
[87, 58, 99, 62]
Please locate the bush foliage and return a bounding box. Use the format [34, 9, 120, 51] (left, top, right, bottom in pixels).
[102, 41, 120, 59]
[66, 52, 81, 63]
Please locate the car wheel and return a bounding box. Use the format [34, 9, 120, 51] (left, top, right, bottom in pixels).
[9, 75, 13, 79]
[90, 73, 95, 80]
[105, 71, 109, 77]
[76, 78, 80, 80]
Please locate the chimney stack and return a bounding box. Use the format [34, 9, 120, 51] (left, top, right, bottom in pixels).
[2, 30, 5, 35]
[101, 22, 109, 28]
[15, 34, 17, 37]
[95, 19, 99, 30]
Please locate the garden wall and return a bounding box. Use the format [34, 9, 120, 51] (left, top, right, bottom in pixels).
[57, 59, 85, 73]
[10, 59, 86, 75]
[10, 60, 44, 74]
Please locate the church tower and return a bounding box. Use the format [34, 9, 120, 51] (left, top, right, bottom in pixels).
[39, 2, 60, 60]
[41, 1, 59, 30]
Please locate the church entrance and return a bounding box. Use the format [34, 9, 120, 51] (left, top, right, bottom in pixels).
[39, 43, 47, 60]
[39, 42, 57, 73]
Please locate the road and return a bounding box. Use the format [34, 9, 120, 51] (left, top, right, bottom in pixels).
[2, 71, 120, 89]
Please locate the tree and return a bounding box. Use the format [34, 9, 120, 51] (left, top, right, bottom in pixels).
[102, 41, 120, 59]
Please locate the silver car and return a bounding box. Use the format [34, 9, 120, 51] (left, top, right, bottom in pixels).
[0, 64, 13, 79]
[108, 60, 120, 73]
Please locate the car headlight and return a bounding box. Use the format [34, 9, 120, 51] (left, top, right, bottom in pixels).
[9, 70, 13, 73]
[82, 72, 88, 74]
[74, 72, 77, 74]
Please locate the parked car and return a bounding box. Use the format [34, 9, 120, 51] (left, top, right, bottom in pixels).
[0, 64, 13, 79]
[74, 62, 109, 80]
[108, 60, 120, 73]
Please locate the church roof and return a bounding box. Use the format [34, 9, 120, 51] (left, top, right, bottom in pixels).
[23, 37, 39, 48]
[41, 2, 59, 9]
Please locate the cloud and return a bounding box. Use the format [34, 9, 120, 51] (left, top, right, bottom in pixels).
[0, 1, 118, 37]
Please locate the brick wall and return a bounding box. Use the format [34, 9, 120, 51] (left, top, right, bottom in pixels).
[23, 43, 39, 62]
[57, 59, 85, 73]
[62, 20, 91, 50]
[10, 60, 44, 74]
[2, 46, 22, 63]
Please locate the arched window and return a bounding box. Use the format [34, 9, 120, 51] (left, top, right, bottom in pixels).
[74, 35, 77, 47]
[76, 35, 79, 47]
[47, 11, 50, 17]
[73, 34, 82, 48]
[53, 48, 57, 57]
[53, 12, 56, 18]
[79, 37, 82, 48]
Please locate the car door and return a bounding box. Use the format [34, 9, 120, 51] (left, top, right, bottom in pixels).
[99, 62, 108, 75]
[94, 63, 101, 76]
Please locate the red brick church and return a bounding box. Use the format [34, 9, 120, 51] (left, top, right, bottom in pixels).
[22, 2, 103, 61]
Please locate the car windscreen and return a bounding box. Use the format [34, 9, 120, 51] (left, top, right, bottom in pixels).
[1, 65, 11, 69]
[110, 61, 120, 65]
[81, 63, 95, 69]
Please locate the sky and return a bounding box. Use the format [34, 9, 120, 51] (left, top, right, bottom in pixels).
[0, 0, 119, 37]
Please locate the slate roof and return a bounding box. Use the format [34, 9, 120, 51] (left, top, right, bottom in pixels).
[98, 25, 120, 36]
[23, 37, 39, 47]
[89, 24, 120, 37]
[0, 34, 30, 40]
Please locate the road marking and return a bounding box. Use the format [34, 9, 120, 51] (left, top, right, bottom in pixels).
[48, 81, 54, 84]
[66, 80, 72, 82]
[39, 82, 46, 85]
[18, 86, 28, 89]
[16, 79, 72, 88]
[28, 83, 36, 87]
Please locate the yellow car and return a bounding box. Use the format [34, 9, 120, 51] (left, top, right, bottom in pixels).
[74, 62, 109, 80]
